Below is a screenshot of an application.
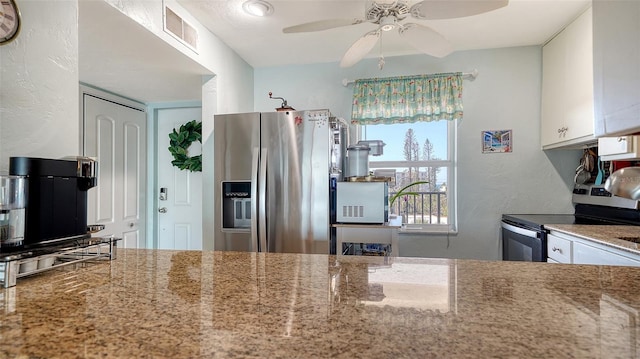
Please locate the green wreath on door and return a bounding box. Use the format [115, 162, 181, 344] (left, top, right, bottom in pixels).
[168, 120, 202, 172]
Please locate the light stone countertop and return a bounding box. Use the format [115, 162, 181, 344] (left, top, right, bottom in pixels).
[1, 249, 640, 358]
[545, 224, 640, 254]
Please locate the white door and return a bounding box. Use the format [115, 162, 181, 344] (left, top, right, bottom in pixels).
[157, 107, 202, 250]
[83, 93, 147, 248]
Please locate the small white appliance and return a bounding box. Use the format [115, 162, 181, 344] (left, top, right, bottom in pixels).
[357, 140, 385, 156]
[336, 181, 388, 224]
[345, 144, 370, 178]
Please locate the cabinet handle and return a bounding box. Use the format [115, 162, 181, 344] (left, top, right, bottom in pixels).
[557, 127, 568, 138]
[552, 247, 562, 253]
[617, 137, 626, 142]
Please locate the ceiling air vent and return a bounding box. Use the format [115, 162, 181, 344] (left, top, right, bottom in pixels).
[164, 5, 198, 52]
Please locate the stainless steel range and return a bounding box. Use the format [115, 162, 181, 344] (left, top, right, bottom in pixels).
[501, 184, 640, 262]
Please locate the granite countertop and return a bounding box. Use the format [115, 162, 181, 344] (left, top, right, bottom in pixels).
[545, 224, 640, 254]
[2, 249, 640, 358]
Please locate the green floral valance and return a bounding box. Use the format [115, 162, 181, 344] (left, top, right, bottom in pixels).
[351, 72, 464, 125]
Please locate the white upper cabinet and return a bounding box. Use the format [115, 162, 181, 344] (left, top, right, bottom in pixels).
[541, 7, 595, 149]
[598, 135, 640, 160]
[593, 0, 640, 137]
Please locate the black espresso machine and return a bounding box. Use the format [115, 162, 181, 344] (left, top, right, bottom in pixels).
[6, 157, 98, 250]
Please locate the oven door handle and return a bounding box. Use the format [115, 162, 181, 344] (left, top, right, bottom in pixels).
[501, 222, 540, 238]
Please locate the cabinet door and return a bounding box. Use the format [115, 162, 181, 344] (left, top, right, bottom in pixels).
[547, 234, 571, 263]
[593, 1, 640, 137]
[541, 34, 566, 147]
[573, 241, 640, 267]
[541, 8, 594, 148]
[563, 8, 594, 141]
[598, 136, 640, 160]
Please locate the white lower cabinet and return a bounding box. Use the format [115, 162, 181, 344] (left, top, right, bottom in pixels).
[547, 232, 640, 356]
[573, 241, 640, 266]
[547, 232, 640, 266]
[548, 234, 572, 263]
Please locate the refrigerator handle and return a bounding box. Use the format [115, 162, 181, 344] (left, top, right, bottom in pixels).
[258, 147, 268, 252]
[250, 147, 259, 252]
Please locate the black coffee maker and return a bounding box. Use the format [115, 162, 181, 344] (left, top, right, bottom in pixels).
[9, 157, 98, 248]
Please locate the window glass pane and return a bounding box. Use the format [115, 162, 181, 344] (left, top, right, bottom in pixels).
[380, 167, 449, 225]
[363, 121, 449, 161]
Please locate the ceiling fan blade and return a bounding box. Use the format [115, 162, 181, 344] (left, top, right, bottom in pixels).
[399, 23, 453, 58]
[340, 31, 381, 68]
[411, 0, 508, 20]
[283, 19, 364, 33]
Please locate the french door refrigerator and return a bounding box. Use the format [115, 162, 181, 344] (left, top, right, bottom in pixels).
[213, 110, 334, 254]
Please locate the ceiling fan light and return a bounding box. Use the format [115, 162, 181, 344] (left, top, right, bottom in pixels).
[242, 0, 274, 17]
[380, 24, 395, 32]
[379, 16, 396, 32]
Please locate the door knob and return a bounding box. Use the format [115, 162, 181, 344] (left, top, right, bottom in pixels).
[158, 207, 167, 213]
[129, 223, 134, 228]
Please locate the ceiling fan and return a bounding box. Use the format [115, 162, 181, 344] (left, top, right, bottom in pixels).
[283, 0, 509, 68]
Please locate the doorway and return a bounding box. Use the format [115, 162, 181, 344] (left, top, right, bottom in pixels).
[155, 107, 203, 250]
[81, 86, 147, 248]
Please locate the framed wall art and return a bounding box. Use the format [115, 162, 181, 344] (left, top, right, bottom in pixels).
[482, 130, 512, 153]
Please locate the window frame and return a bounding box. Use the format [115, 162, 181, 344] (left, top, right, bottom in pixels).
[361, 120, 458, 234]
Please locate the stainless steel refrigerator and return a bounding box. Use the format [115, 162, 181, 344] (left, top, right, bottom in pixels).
[213, 110, 335, 254]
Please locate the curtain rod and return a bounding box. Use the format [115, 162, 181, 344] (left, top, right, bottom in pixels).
[341, 69, 479, 87]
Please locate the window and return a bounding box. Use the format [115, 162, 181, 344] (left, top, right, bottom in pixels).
[362, 120, 456, 232]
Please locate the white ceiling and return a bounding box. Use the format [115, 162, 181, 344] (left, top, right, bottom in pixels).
[79, 1, 212, 103]
[178, 0, 592, 68]
[78, 0, 591, 103]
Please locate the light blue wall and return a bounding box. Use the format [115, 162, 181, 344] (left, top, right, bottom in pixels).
[254, 46, 581, 260]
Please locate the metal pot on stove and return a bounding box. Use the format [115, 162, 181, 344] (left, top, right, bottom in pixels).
[605, 166, 640, 200]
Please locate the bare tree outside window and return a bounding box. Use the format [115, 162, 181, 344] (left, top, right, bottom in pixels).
[403, 128, 420, 183]
[422, 138, 438, 191]
[396, 129, 450, 224]
[364, 120, 455, 230]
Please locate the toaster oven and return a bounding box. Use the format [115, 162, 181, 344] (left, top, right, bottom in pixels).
[336, 181, 388, 224]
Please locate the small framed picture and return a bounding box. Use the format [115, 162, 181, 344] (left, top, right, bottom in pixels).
[482, 130, 512, 153]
